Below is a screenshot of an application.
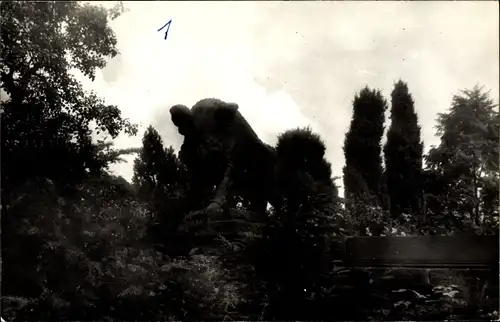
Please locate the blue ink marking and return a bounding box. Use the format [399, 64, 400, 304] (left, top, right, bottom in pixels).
[158, 19, 172, 40]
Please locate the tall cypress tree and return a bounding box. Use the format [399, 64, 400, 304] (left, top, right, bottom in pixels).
[384, 80, 423, 219]
[343, 86, 388, 206]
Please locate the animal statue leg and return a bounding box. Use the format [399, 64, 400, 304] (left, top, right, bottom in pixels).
[206, 157, 234, 218]
[187, 169, 214, 212]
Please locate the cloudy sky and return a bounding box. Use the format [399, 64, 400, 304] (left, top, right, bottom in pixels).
[76, 1, 499, 196]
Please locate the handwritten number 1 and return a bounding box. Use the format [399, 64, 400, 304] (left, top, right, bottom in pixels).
[158, 19, 172, 40]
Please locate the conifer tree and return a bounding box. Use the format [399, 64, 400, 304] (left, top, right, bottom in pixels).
[384, 80, 424, 219]
[343, 86, 388, 206]
[133, 126, 170, 200]
[425, 85, 499, 230]
[259, 127, 339, 320]
[132, 126, 186, 238]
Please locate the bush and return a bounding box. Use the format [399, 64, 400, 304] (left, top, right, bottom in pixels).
[1, 177, 243, 321]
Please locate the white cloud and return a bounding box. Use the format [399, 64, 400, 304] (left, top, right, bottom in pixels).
[75, 1, 499, 197]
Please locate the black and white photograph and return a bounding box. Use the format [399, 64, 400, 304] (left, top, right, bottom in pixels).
[1, 1, 499, 320]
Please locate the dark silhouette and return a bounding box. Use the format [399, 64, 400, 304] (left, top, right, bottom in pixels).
[384, 80, 424, 220]
[170, 98, 277, 221]
[343, 87, 388, 206]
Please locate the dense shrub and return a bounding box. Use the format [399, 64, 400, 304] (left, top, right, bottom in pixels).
[1, 178, 243, 321]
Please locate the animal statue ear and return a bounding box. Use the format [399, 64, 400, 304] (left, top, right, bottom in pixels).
[214, 102, 239, 127]
[170, 104, 194, 136]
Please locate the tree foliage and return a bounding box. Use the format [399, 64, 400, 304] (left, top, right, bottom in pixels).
[132, 126, 187, 246]
[384, 80, 424, 219]
[343, 87, 388, 205]
[1, 1, 136, 196]
[342, 87, 388, 236]
[258, 127, 341, 320]
[132, 126, 184, 200]
[425, 85, 499, 233]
